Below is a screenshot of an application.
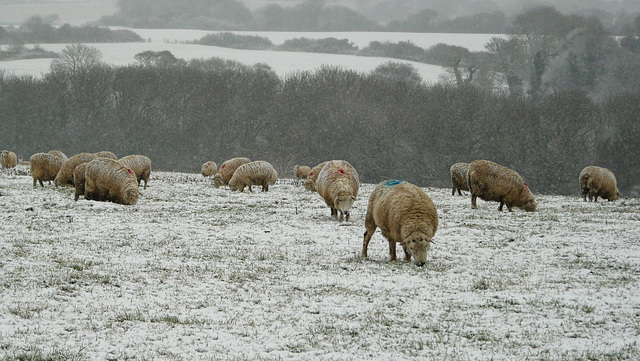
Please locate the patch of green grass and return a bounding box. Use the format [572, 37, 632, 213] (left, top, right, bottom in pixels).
[1, 347, 84, 361]
[7, 304, 44, 319]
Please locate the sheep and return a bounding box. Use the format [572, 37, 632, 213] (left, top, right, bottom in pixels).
[73, 162, 88, 201]
[579, 166, 621, 202]
[213, 157, 251, 188]
[29, 153, 65, 187]
[315, 160, 359, 221]
[468, 160, 537, 212]
[84, 158, 139, 205]
[293, 165, 311, 184]
[48, 150, 68, 161]
[362, 180, 438, 266]
[450, 162, 470, 196]
[1, 150, 18, 169]
[201, 161, 217, 177]
[119, 155, 152, 189]
[229, 160, 277, 192]
[303, 161, 329, 192]
[94, 151, 117, 159]
[54, 153, 98, 187]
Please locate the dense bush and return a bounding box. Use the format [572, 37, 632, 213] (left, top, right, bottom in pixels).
[196, 32, 273, 50]
[0, 63, 638, 196]
[279, 38, 358, 54]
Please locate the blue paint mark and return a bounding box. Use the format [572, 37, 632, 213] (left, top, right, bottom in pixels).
[384, 180, 404, 187]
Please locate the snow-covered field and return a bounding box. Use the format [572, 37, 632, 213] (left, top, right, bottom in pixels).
[1, 165, 639, 360]
[0, 30, 503, 83]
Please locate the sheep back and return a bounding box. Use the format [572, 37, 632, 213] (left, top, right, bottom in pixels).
[229, 161, 277, 192]
[293, 165, 311, 180]
[450, 162, 470, 196]
[48, 150, 68, 161]
[1, 150, 18, 169]
[55, 153, 98, 187]
[201, 161, 217, 177]
[119, 155, 152, 189]
[214, 157, 251, 188]
[468, 160, 536, 212]
[315, 160, 359, 221]
[363, 180, 438, 266]
[94, 151, 117, 160]
[304, 161, 329, 192]
[29, 153, 65, 187]
[84, 158, 139, 205]
[73, 162, 88, 201]
[580, 166, 620, 202]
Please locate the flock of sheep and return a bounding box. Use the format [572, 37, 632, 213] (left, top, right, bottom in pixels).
[1, 149, 621, 267]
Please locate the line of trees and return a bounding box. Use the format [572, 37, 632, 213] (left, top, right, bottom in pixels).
[1, 55, 638, 196]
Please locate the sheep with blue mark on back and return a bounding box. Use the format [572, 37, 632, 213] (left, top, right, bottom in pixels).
[362, 180, 438, 266]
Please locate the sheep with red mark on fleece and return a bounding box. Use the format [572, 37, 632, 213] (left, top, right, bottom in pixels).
[315, 160, 359, 221]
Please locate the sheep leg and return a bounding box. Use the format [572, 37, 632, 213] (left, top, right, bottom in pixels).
[498, 201, 504, 211]
[452, 186, 456, 196]
[388, 239, 398, 261]
[330, 207, 338, 220]
[33, 178, 37, 187]
[402, 244, 411, 261]
[458, 189, 463, 196]
[338, 210, 344, 222]
[344, 210, 350, 222]
[362, 229, 374, 258]
[471, 194, 478, 209]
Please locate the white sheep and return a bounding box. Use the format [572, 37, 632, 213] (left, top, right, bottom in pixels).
[84, 158, 139, 205]
[119, 154, 152, 189]
[1, 150, 18, 169]
[450, 162, 470, 196]
[362, 180, 438, 266]
[580, 166, 620, 202]
[29, 153, 65, 187]
[468, 160, 537, 212]
[201, 161, 217, 177]
[315, 160, 359, 221]
[229, 160, 277, 192]
[213, 157, 251, 188]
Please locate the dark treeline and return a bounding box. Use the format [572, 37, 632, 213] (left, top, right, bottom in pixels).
[1, 61, 638, 196]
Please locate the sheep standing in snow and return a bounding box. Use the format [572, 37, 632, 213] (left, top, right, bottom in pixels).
[304, 161, 329, 192]
[580, 166, 620, 202]
[201, 161, 217, 177]
[315, 160, 359, 221]
[29, 153, 65, 187]
[468, 160, 536, 212]
[84, 158, 139, 205]
[450, 162, 470, 196]
[54, 153, 98, 187]
[73, 162, 88, 201]
[362, 180, 438, 266]
[293, 165, 310, 184]
[119, 155, 152, 189]
[48, 150, 68, 161]
[213, 157, 251, 188]
[1, 150, 18, 169]
[229, 160, 277, 192]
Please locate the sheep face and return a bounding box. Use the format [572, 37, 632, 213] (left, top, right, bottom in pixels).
[304, 178, 316, 192]
[213, 173, 224, 188]
[335, 193, 356, 213]
[401, 236, 431, 267]
[522, 199, 537, 212]
[123, 187, 139, 205]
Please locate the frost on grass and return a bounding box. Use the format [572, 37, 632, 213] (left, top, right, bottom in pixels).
[0, 167, 639, 360]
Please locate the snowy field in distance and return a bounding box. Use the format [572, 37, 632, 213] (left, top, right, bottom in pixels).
[1, 166, 639, 360]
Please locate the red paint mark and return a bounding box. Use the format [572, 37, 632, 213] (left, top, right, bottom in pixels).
[127, 168, 133, 175]
[221, 164, 226, 169]
[308, 172, 314, 177]
[338, 169, 345, 175]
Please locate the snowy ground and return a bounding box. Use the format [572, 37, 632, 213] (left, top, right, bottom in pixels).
[1, 165, 639, 360]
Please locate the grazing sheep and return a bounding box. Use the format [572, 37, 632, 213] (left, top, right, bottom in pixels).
[1, 150, 18, 169]
[304, 161, 329, 192]
[229, 161, 277, 192]
[450, 162, 470, 196]
[468, 160, 537, 212]
[315, 160, 359, 221]
[48, 150, 68, 161]
[73, 162, 88, 201]
[213, 157, 251, 188]
[119, 155, 152, 189]
[94, 151, 117, 159]
[362, 180, 438, 266]
[580, 166, 621, 202]
[29, 153, 65, 187]
[84, 158, 139, 205]
[201, 161, 217, 177]
[54, 153, 98, 187]
[293, 165, 311, 182]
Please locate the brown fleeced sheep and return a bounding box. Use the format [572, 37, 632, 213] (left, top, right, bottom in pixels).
[468, 160, 537, 212]
[362, 180, 438, 266]
[213, 157, 251, 188]
[73, 162, 88, 201]
[29, 153, 65, 187]
[94, 151, 117, 159]
[229, 160, 278, 192]
[84, 158, 139, 205]
[293, 165, 310, 181]
[54, 153, 98, 187]
[315, 160, 359, 221]
[450, 162, 470, 196]
[580, 166, 621, 202]
[201, 161, 217, 177]
[119, 155, 151, 189]
[48, 150, 68, 161]
[303, 161, 329, 192]
[1, 150, 18, 169]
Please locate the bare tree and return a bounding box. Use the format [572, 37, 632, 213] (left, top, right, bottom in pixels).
[50, 44, 103, 77]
